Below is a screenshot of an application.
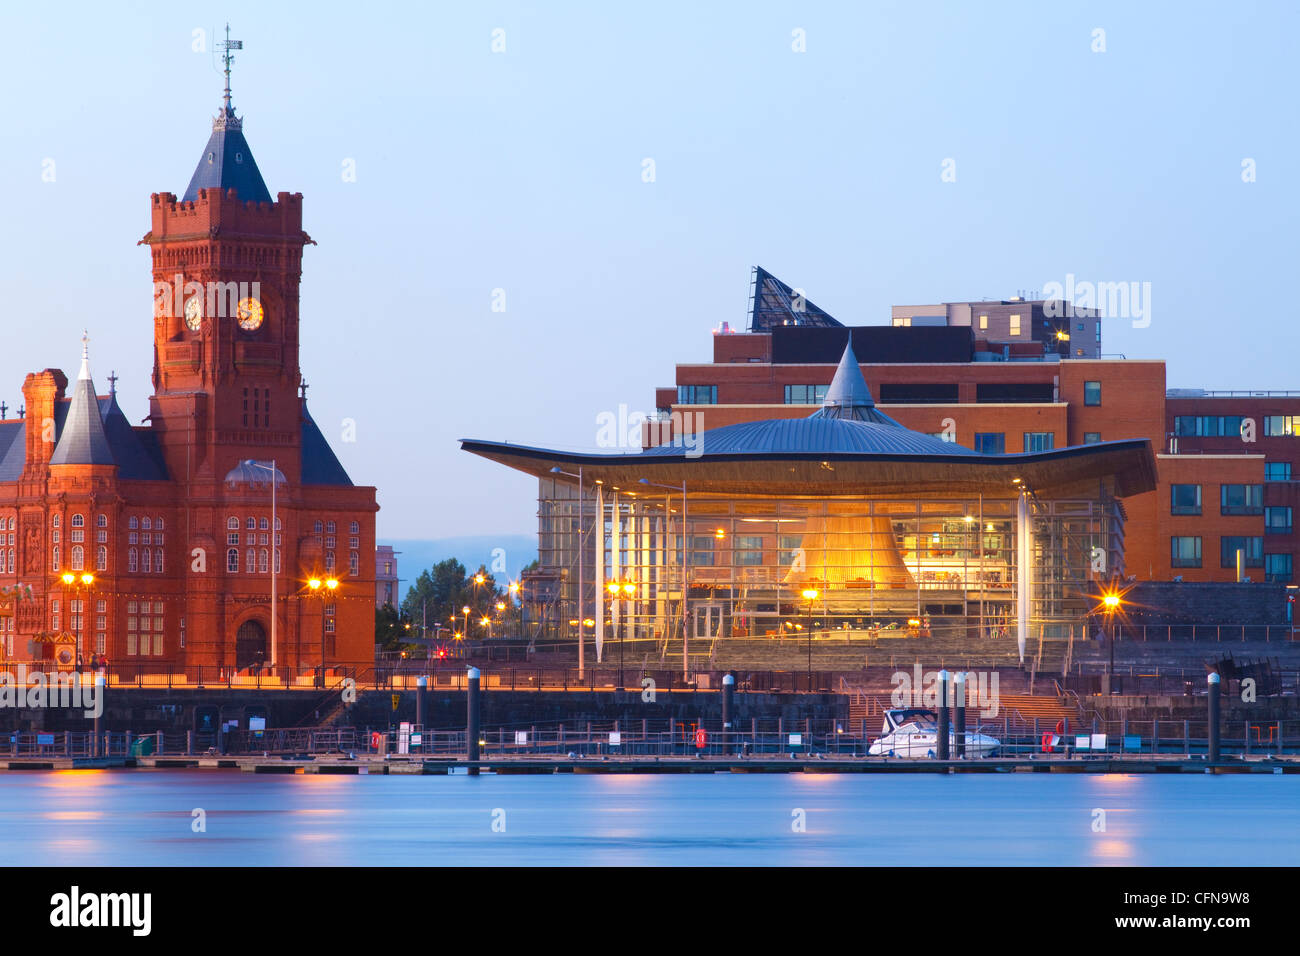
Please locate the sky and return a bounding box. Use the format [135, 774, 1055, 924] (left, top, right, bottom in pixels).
[2, 1, 1296, 547]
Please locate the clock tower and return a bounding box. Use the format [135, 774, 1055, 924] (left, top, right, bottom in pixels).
[140, 59, 313, 486]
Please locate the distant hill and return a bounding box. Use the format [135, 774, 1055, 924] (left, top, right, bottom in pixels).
[379, 535, 537, 596]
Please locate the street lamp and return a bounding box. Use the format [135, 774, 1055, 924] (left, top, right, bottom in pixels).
[462, 605, 471, 641]
[1102, 590, 1121, 694]
[59, 571, 94, 660]
[639, 478, 689, 680]
[307, 577, 339, 680]
[802, 587, 819, 688]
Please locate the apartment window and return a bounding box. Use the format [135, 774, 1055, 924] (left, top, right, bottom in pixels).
[1175, 416, 1245, 438]
[1170, 484, 1202, 516]
[1263, 416, 1300, 437]
[1265, 462, 1292, 482]
[784, 384, 828, 404]
[1265, 506, 1293, 534]
[384, 561, 393, 575]
[1170, 537, 1202, 568]
[1083, 381, 1101, 406]
[978, 314, 988, 330]
[1023, 432, 1055, 452]
[1220, 484, 1263, 515]
[892, 317, 911, 327]
[1009, 314, 1021, 336]
[1083, 432, 1101, 444]
[973, 433, 1005, 454]
[677, 385, 717, 405]
[1265, 554, 1294, 584]
[1220, 536, 1264, 568]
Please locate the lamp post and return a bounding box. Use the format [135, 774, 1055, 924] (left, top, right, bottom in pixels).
[802, 587, 819, 688]
[1102, 590, 1120, 695]
[60, 572, 94, 661]
[307, 576, 338, 682]
[462, 605, 471, 642]
[551, 466, 587, 678]
[639, 478, 689, 680]
[245, 459, 280, 672]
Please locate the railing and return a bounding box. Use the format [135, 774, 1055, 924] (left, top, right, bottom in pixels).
[34, 714, 1290, 760]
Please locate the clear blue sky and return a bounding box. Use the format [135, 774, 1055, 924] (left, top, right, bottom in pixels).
[2, 1, 1295, 545]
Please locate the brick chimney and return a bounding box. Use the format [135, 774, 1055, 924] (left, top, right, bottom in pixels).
[21, 369, 68, 477]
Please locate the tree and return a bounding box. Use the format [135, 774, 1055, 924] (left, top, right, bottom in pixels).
[374, 604, 409, 652]
[401, 558, 506, 641]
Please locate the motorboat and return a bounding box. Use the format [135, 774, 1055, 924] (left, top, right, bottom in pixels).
[867, 708, 999, 758]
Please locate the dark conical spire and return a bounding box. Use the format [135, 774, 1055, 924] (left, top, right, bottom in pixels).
[809, 336, 902, 426]
[50, 333, 114, 467]
[182, 25, 272, 203]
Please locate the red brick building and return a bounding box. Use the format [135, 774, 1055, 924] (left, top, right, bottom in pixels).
[0, 87, 377, 676]
[647, 268, 1298, 587]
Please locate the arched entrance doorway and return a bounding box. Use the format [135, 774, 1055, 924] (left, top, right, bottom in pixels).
[235, 620, 267, 670]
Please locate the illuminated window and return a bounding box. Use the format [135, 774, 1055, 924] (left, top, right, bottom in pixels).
[1009, 314, 1021, 336]
[1170, 536, 1201, 568]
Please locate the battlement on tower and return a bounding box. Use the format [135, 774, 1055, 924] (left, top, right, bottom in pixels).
[146, 189, 305, 243]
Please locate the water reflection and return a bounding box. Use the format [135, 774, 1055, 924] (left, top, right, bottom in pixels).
[0, 771, 1291, 866]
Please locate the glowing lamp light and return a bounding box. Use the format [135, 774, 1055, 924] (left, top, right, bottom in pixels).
[80, 574, 94, 586]
[607, 582, 620, 595]
[308, 578, 322, 591]
[61, 573, 75, 585]
[326, 579, 339, 591]
[1102, 593, 1121, 610]
[623, 582, 635, 596]
[801, 588, 819, 601]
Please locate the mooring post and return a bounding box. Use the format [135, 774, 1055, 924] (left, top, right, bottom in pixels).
[186, 730, 194, 756]
[954, 671, 966, 759]
[92, 675, 105, 758]
[416, 675, 427, 731]
[936, 669, 950, 761]
[721, 673, 734, 750]
[1207, 672, 1221, 763]
[1184, 719, 1189, 756]
[467, 667, 481, 775]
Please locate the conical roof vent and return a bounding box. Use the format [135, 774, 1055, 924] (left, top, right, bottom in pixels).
[50, 334, 114, 467]
[809, 337, 902, 426]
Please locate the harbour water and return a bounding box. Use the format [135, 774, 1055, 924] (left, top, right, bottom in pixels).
[3, 770, 1296, 866]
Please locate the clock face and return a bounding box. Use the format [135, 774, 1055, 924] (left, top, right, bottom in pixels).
[184, 296, 203, 331]
[237, 297, 264, 332]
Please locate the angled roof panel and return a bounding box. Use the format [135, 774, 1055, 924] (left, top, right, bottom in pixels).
[748, 266, 845, 331]
[300, 404, 353, 486]
[182, 111, 272, 203]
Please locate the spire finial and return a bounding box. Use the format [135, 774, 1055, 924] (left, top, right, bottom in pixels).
[108, 371, 119, 397]
[216, 24, 244, 124]
[78, 330, 91, 382]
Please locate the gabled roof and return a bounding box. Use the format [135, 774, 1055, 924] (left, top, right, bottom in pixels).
[182, 107, 272, 203]
[748, 266, 845, 331]
[300, 402, 353, 486]
[49, 346, 113, 467]
[100, 393, 168, 481]
[0, 422, 24, 482]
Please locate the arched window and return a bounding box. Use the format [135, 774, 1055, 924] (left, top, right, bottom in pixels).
[274, 549, 281, 574]
[155, 517, 164, 530]
[326, 521, 336, 534]
[71, 514, 84, 528]
[128, 548, 138, 573]
[227, 516, 239, 531]
[349, 551, 359, 576]
[259, 517, 269, 530]
[325, 550, 336, 572]
[226, 548, 238, 573]
[258, 549, 268, 573]
[313, 520, 323, 534]
[142, 517, 151, 530]
[274, 517, 281, 531]
[51, 546, 60, 571]
[155, 549, 164, 573]
[141, 549, 151, 574]
[96, 514, 107, 528]
[96, 546, 107, 571]
[350, 521, 360, 535]
[129, 516, 138, 530]
[52, 514, 60, 528]
[246, 549, 256, 573]
[71, 545, 84, 570]
[246, 517, 256, 531]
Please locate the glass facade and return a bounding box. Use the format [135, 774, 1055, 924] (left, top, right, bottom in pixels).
[528, 479, 1125, 646]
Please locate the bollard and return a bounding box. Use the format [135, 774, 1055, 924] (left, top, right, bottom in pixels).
[954, 672, 966, 759]
[722, 673, 735, 750]
[416, 675, 427, 731]
[92, 675, 105, 758]
[467, 667, 481, 775]
[1207, 672, 1221, 763]
[936, 669, 950, 761]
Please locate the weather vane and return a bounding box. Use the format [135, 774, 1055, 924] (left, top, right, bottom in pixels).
[218, 23, 243, 112]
